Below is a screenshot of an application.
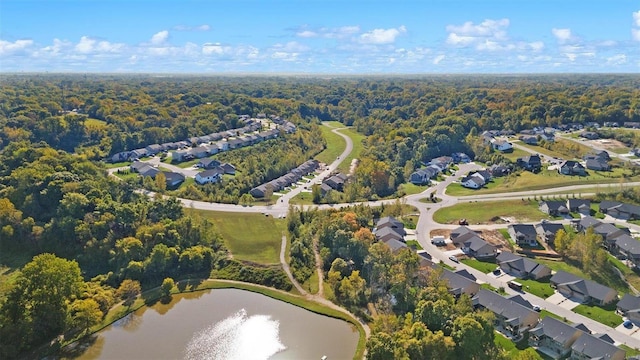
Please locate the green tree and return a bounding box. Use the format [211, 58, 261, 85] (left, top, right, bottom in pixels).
[68, 298, 103, 335]
[366, 332, 398, 360]
[161, 277, 175, 297]
[311, 184, 321, 204]
[553, 229, 571, 255]
[116, 279, 141, 304]
[155, 172, 167, 193]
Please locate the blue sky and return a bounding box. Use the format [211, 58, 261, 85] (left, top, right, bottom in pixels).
[1, 0, 639, 73]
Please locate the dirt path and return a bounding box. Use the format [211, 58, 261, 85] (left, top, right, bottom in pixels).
[313, 238, 325, 297]
[280, 234, 307, 295]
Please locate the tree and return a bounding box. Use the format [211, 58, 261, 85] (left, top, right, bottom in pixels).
[366, 332, 398, 360]
[155, 172, 167, 193]
[553, 229, 571, 255]
[116, 279, 141, 303]
[161, 277, 175, 297]
[311, 184, 321, 204]
[68, 298, 103, 335]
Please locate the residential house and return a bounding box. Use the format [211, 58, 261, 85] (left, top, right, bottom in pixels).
[491, 139, 514, 152]
[138, 165, 160, 179]
[579, 131, 600, 140]
[617, 294, 640, 323]
[474, 170, 492, 183]
[375, 216, 406, 236]
[195, 168, 224, 185]
[220, 163, 236, 175]
[191, 146, 209, 159]
[584, 150, 610, 161]
[384, 238, 408, 253]
[145, 144, 164, 155]
[585, 158, 611, 171]
[590, 222, 629, 249]
[461, 175, 485, 189]
[570, 332, 625, 360]
[463, 237, 497, 259]
[489, 164, 510, 177]
[507, 224, 539, 247]
[599, 201, 640, 220]
[550, 271, 618, 305]
[517, 155, 542, 172]
[528, 317, 584, 359]
[450, 226, 479, 244]
[198, 158, 221, 169]
[613, 235, 640, 267]
[566, 199, 591, 215]
[129, 148, 148, 160]
[520, 135, 538, 145]
[539, 200, 570, 217]
[249, 184, 269, 198]
[110, 151, 130, 163]
[441, 268, 480, 297]
[535, 222, 565, 245]
[496, 251, 552, 280]
[430, 156, 454, 169]
[558, 161, 586, 176]
[451, 152, 471, 163]
[163, 172, 185, 188]
[319, 183, 333, 196]
[540, 133, 555, 142]
[130, 161, 150, 173]
[410, 168, 431, 185]
[324, 173, 347, 191]
[473, 289, 540, 338]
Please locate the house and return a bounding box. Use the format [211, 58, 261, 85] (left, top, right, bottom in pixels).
[517, 155, 542, 172]
[324, 173, 347, 191]
[375, 216, 406, 236]
[617, 293, 640, 318]
[463, 237, 497, 259]
[558, 161, 586, 176]
[138, 165, 160, 179]
[496, 251, 552, 280]
[450, 226, 479, 243]
[220, 163, 236, 175]
[491, 139, 514, 152]
[585, 158, 611, 171]
[145, 144, 164, 155]
[520, 135, 538, 145]
[441, 268, 480, 297]
[384, 238, 408, 253]
[374, 226, 405, 243]
[570, 332, 625, 360]
[599, 201, 640, 220]
[535, 222, 565, 245]
[195, 168, 224, 185]
[410, 169, 431, 185]
[507, 224, 539, 247]
[110, 151, 130, 163]
[550, 271, 618, 305]
[528, 317, 584, 359]
[613, 235, 640, 267]
[319, 183, 333, 196]
[250, 184, 268, 198]
[451, 152, 471, 163]
[163, 172, 185, 188]
[540, 133, 555, 142]
[584, 150, 610, 161]
[191, 146, 209, 159]
[130, 161, 150, 173]
[539, 200, 569, 216]
[566, 199, 591, 215]
[579, 131, 599, 140]
[590, 222, 629, 248]
[576, 216, 602, 232]
[129, 148, 148, 160]
[198, 158, 221, 169]
[461, 175, 484, 189]
[489, 164, 510, 177]
[474, 170, 492, 182]
[472, 289, 540, 338]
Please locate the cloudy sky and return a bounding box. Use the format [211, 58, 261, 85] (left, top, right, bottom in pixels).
[1, 0, 639, 73]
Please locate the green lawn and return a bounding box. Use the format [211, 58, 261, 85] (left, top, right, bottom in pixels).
[289, 191, 315, 205]
[102, 161, 131, 169]
[406, 240, 423, 250]
[337, 128, 365, 173]
[539, 309, 564, 321]
[461, 258, 497, 273]
[446, 168, 639, 196]
[186, 209, 286, 264]
[397, 182, 430, 195]
[433, 199, 549, 224]
[316, 123, 347, 164]
[494, 333, 546, 360]
[572, 303, 623, 328]
[517, 278, 555, 299]
[537, 258, 629, 293]
[620, 344, 640, 357]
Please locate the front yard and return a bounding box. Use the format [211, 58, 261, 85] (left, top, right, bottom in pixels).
[572, 303, 623, 328]
[461, 258, 497, 273]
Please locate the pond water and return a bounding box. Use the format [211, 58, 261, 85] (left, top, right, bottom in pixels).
[71, 288, 359, 360]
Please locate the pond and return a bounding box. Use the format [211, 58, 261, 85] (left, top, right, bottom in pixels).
[70, 288, 359, 360]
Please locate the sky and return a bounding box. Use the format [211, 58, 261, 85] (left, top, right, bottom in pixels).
[1, 0, 639, 74]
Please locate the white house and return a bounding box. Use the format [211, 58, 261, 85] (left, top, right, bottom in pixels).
[195, 168, 224, 185]
[461, 175, 484, 189]
[491, 139, 513, 152]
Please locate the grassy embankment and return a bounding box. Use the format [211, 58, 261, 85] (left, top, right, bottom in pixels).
[433, 199, 550, 224]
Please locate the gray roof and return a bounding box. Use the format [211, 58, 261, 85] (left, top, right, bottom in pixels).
[441, 268, 479, 296]
[571, 332, 625, 359]
[450, 226, 474, 239]
[541, 200, 568, 212]
[536, 222, 564, 238]
[497, 252, 550, 277]
[579, 216, 602, 229]
[550, 271, 616, 303]
[374, 226, 404, 242]
[473, 289, 538, 327]
[508, 224, 538, 240]
[617, 293, 640, 313]
[199, 168, 225, 178]
[384, 238, 408, 253]
[615, 235, 640, 258]
[529, 317, 582, 346]
[464, 237, 496, 253]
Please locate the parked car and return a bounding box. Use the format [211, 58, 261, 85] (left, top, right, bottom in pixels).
[492, 268, 501, 276]
[458, 218, 469, 225]
[624, 320, 633, 329]
[449, 255, 459, 263]
[532, 305, 541, 312]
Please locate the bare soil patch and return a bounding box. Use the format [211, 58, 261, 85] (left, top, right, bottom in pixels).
[429, 228, 511, 252]
[585, 138, 627, 150]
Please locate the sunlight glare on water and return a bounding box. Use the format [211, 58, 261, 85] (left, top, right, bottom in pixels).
[184, 309, 286, 360]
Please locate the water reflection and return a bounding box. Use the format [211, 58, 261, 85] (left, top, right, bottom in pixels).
[185, 309, 285, 360]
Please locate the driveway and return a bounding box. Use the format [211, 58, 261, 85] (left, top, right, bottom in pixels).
[546, 292, 581, 310]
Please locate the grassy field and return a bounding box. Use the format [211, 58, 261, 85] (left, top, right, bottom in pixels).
[338, 128, 366, 173]
[461, 258, 497, 273]
[537, 258, 629, 293]
[406, 240, 423, 250]
[433, 199, 549, 224]
[446, 168, 638, 196]
[572, 303, 622, 328]
[500, 148, 532, 162]
[494, 333, 547, 359]
[0, 248, 33, 300]
[539, 309, 563, 321]
[316, 123, 347, 164]
[186, 209, 286, 264]
[397, 182, 429, 195]
[517, 278, 555, 299]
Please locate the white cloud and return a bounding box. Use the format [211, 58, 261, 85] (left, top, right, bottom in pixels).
[446, 19, 509, 39]
[297, 30, 317, 38]
[529, 41, 544, 52]
[446, 33, 476, 46]
[552, 28, 573, 43]
[607, 54, 627, 65]
[359, 26, 406, 44]
[74, 36, 124, 54]
[295, 25, 360, 39]
[151, 30, 169, 45]
[0, 39, 34, 55]
[433, 54, 445, 65]
[633, 28, 640, 42]
[202, 43, 226, 55]
[174, 24, 210, 31]
[633, 10, 640, 27]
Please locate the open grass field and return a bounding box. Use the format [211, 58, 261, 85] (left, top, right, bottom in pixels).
[500, 147, 531, 162]
[537, 258, 629, 293]
[316, 123, 347, 165]
[572, 303, 622, 328]
[186, 209, 286, 264]
[461, 258, 497, 273]
[397, 182, 429, 195]
[433, 199, 549, 224]
[446, 167, 639, 196]
[338, 128, 366, 173]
